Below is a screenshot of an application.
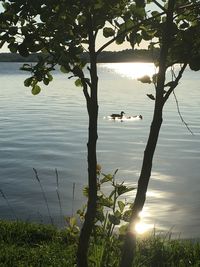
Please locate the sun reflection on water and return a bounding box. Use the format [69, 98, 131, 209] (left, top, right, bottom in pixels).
[102, 62, 157, 80]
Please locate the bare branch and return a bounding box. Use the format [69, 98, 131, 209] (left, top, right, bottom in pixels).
[173, 91, 194, 135]
[163, 63, 187, 103]
[152, 0, 167, 12]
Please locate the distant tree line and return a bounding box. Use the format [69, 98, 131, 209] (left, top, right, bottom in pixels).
[0, 49, 159, 63]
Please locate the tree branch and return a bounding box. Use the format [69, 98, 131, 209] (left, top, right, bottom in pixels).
[152, 0, 167, 12]
[81, 78, 90, 102]
[96, 10, 165, 55]
[97, 1, 200, 55]
[173, 91, 194, 135]
[163, 63, 187, 103]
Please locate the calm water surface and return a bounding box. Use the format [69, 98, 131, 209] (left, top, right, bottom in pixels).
[0, 62, 199, 238]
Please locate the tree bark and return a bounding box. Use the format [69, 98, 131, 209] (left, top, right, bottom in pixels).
[77, 15, 98, 267]
[120, 106, 163, 267]
[120, 1, 176, 266]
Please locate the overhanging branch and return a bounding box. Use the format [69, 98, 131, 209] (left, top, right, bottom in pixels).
[163, 63, 187, 103]
[173, 91, 194, 135]
[97, 1, 200, 55]
[96, 10, 165, 55]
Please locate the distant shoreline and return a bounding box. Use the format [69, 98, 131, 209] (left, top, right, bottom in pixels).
[0, 49, 159, 63]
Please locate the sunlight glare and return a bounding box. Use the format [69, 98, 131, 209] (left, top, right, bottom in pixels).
[135, 222, 153, 235]
[102, 62, 157, 80]
[131, 210, 154, 235]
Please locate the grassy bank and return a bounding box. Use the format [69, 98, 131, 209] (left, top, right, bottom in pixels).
[1, 220, 200, 266]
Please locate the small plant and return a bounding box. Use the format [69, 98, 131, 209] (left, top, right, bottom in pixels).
[93, 166, 136, 239]
[66, 165, 136, 266]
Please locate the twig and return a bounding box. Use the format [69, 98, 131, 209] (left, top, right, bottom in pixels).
[0, 188, 18, 220]
[152, 0, 167, 12]
[33, 168, 54, 225]
[164, 63, 187, 103]
[173, 91, 194, 135]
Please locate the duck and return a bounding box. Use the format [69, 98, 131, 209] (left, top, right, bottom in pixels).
[114, 114, 143, 122]
[125, 115, 143, 120]
[109, 111, 125, 119]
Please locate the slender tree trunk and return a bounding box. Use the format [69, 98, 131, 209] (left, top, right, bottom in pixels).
[120, 1, 175, 266]
[77, 15, 98, 267]
[120, 105, 163, 267]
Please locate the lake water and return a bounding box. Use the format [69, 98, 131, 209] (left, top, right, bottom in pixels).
[0, 62, 199, 238]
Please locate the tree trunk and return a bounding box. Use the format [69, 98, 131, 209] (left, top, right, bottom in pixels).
[77, 15, 98, 267]
[120, 1, 175, 266]
[120, 106, 163, 267]
[77, 102, 98, 267]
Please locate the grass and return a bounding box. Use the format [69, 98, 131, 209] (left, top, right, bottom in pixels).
[1, 220, 200, 266]
[0, 220, 76, 267]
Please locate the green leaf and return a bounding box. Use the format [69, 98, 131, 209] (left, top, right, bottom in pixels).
[97, 196, 113, 208]
[141, 30, 152, 41]
[75, 78, 83, 87]
[151, 11, 160, 17]
[124, 19, 134, 30]
[8, 43, 18, 53]
[147, 94, 155, 100]
[115, 210, 121, 218]
[47, 73, 53, 82]
[123, 209, 132, 222]
[43, 78, 49, 85]
[109, 189, 116, 199]
[116, 34, 125, 45]
[96, 209, 105, 222]
[24, 77, 33, 87]
[100, 173, 113, 184]
[118, 201, 125, 213]
[103, 27, 115, 38]
[31, 85, 41, 95]
[189, 56, 200, 71]
[69, 216, 77, 227]
[116, 184, 135, 196]
[108, 214, 120, 225]
[18, 43, 29, 57]
[9, 26, 18, 35]
[60, 65, 70, 73]
[135, 0, 145, 8]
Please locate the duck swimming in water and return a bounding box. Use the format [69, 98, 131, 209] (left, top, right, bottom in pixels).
[105, 113, 143, 121]
[125, 115, 143, 120]
[109, 111, 125, 119]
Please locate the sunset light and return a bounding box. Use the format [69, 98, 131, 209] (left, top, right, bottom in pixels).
[131, 210, 154, 235]
[102, 62, 157, 80]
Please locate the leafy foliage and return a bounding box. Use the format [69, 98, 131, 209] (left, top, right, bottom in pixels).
[71, 167, 136, 241]
[0, 0, 146, 94]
